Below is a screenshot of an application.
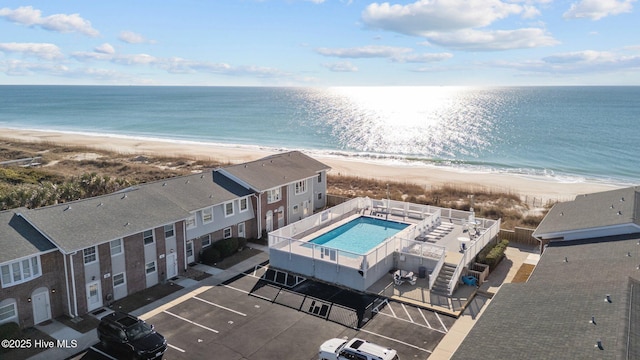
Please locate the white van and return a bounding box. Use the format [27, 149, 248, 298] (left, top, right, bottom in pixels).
[319, 337, 399, 360]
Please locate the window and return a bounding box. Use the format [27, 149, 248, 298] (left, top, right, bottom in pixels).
[295, 180, 307, 195]
[0, 300, 17, 324]
[143, 230, 154, 245]
[317, 173, 322, 183]
[223, 227, 232, 239]
[145, 261, 156, 274]
[318, 193, 322, 200]
[202, 207, 213, 224]
[164, 224, 175, 238]
[239, 197, 249, 212]
[224, 202, 234, 217]
[186, 215, 196, 229]
[84, 247, 97, 264]
[0, 256, 41, 288]
[113, 272, 126, 287]
[267, 188, 281, 204]
[201, 234, 211, 248]
[110, 239, 123, 256]
[293, 205, 299, 214]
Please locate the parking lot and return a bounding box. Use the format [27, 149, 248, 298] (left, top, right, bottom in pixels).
[77, 264, 455, 359]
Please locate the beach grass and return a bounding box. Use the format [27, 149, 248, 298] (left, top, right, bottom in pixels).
[1, 138, 547, 229]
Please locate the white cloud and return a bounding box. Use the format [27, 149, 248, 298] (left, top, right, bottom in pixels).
[425, 28, 559, 51]
[392, 52, 453, 62]
[0, 6, 99, 36]
[360, 0, 559, 51]
[495, 49, 640, 75]
[316, 45, 413, 58]
[542, 50, 616, 64]
[563, 0, 634, 20]
[322, 61, 359, 72]
[119, 31, 155, 44]
[0, 42, 64, 60]
[95, 43, 115, 55]
[362, 0, 525, 35]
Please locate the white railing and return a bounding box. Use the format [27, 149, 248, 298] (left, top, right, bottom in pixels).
[429, 255, 445, 289]
[270, 234, 365, 270]
[268, 196, 502, 296]
[269, 197, 363, 246]
[446, 218, 501, 295]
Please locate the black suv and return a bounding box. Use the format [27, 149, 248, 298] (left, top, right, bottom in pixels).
[97, 311, 167, 359]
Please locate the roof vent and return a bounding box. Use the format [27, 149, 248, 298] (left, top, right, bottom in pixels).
[162, 182, 167, 186]
[610, 204, 614, 209]
[595, 340, 603, 350]
[564, 257, 568, 263]
[560, 212, 564, 216]
[618, 211, 622, 215]
[244, 164, 247, 168]
[201, 174, 205, 178]
[185, 180, 189, 184]
[97, 202, 103, 207]
[209, 194, 213, 198]
[590, 316, 596, 325]
[621, 197, 625, 202]
[605, 294, 612, 303]
[628, 252, 632, 257]
[121, 194, 127, 199]
[124, 222, 130, 227]
[64, 205, 72, 211]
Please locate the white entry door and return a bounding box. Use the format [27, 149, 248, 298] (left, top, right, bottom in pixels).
[166, 253, 178, 279]
[86, 281, 103, 312]
[186, 240, 195, 264]
[266, 211, 273, 232]
[238, 222, 245, 238]
[277, 206, 285, 228]
[32, 289, 51, 324]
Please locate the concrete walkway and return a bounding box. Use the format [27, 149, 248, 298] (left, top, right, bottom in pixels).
[429, 243, 540, 359]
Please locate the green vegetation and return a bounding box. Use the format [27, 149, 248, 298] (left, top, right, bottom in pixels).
[0, 171, 132, 210]
[476, 239, 510, 271]
[200, 237, 249, 266]
[327, 175, 550, 230]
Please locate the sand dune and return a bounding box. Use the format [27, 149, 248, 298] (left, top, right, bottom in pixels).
[0, 127, 619, 204]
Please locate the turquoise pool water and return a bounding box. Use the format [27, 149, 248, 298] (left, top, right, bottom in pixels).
[308, 217, 408, 255]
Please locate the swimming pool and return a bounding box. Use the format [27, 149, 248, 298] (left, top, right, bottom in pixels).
[308, 216, 409, 255]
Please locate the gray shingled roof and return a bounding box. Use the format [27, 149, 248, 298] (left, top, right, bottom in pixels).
[533, 186, 640, 239]
[0, 209, 56, 264]
[138, 171, 251, 212]
[452, 234, 640, 360]
[21, 187, 191, 253]
[218, 151, 330, 192]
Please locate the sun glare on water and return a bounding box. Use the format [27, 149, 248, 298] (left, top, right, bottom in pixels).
[318, 86, 493, 159]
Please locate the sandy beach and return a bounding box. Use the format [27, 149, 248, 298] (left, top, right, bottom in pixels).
[0, 128, 621, 204]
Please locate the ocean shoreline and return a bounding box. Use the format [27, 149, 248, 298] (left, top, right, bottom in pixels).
[0, 127, 623, 204]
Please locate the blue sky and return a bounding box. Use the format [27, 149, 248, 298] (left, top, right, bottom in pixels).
[1, 0, 639, 86]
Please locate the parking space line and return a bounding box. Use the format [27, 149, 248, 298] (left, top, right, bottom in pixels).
[223, 284, 273, 301]
[373, 310, 446, 333]
[168, 343, 186, 353]
[163, 310, 219, 333]
[387, 302, 397, 318]
[89, 346, 118, 360]
[193, 296, 247, 316]
[359, 328, 432, 354]
[435, 312, 448, 333]
[401, 303, 413, 322]
[418, 308, 431, 328]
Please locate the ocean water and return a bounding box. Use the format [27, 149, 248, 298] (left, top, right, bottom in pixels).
[0, 85, 638, 186]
